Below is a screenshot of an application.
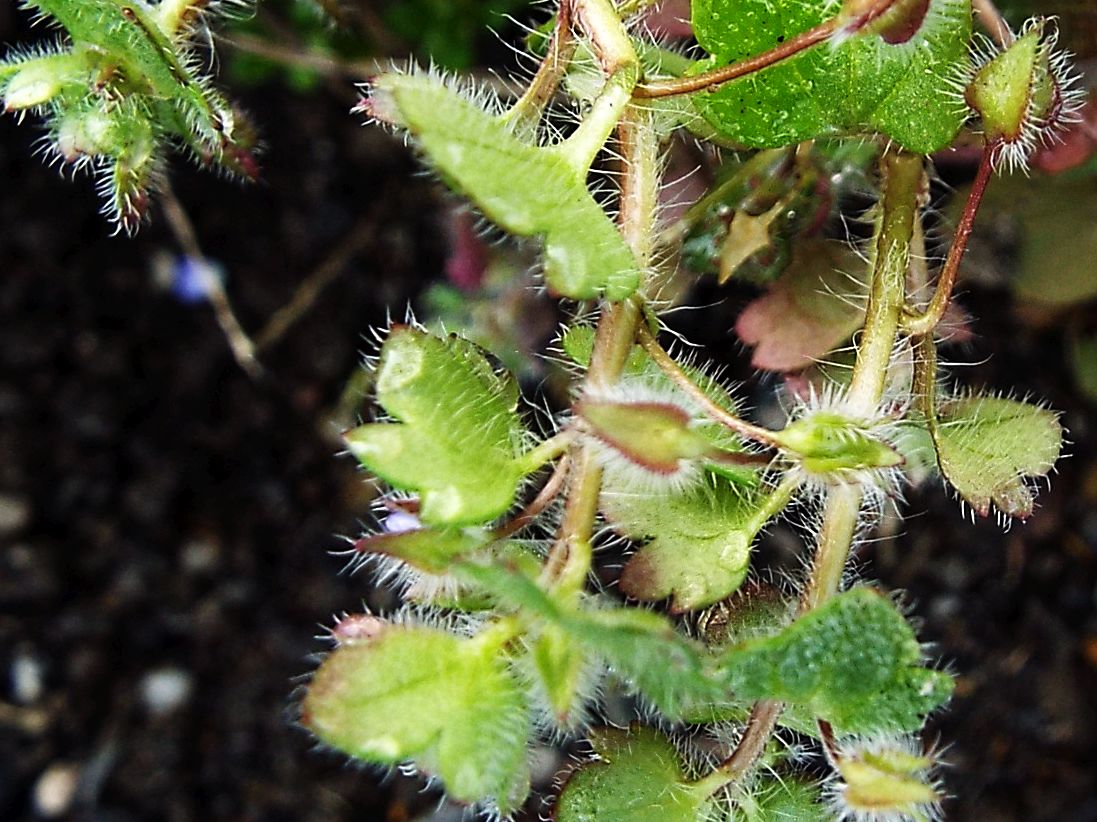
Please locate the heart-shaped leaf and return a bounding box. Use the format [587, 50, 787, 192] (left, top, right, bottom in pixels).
[602, 468, 791, 612]
[929, 393, 1062, 519]
[690, 0, 971, 153]
[718, 587, 953, 734]
[302, 624, 530, 811]
[556, 726, 710, 822]
[368, 73, 639, 300]
[345, 327, 529, 525]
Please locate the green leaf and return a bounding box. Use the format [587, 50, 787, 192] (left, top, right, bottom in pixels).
[929, 393, 1062, 519]
[690, 0, 971, 153]
[718, 588, 953, 734]
[602, 469, 789, 612]
[353, 526, 489, 575]
[556, 726, 710, 822]
[371, 73, 639, 300]
[531, 623, 589, 724]
[302, 624, 530, 811]
[345, 327, 529, 525]
[736, 777, 827, 821]
[457, 562, 724, 717]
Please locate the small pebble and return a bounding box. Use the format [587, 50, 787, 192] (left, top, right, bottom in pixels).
[33, 763, 79, 818]
[180, 538, 219, 574]
[0, 493, 30, 536]
[11, 650, 43, 704]
[139, 668, 193, 716]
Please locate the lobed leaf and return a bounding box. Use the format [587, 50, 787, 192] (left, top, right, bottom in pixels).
[371, 73, 639, 300]
[690, 0, 971, 153]
[602, 468, 787, 612]
[718, 588, 953, 734]
[929, 393, 1062, 519]
[302, 624, 530, 811]
[556, 726, 709, 822]
[345, 327, 529, 525]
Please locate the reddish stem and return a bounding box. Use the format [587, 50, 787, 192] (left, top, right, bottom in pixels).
[903, 143, 996, 337]
[633, 18, 838, 99]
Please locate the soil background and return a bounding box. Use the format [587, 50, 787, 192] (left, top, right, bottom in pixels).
[1, 4, 1096, 821]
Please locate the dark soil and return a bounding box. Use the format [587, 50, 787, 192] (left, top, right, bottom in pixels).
[1, 10, 1096, 822]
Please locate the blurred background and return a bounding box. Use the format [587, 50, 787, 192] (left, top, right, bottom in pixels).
[1, 1, 1096, 819]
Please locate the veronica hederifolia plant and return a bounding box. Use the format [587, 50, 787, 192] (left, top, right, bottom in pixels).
[1, 0, 258, 232]
[2, 0, 1077, 817]
[293, 0, 1079, 817]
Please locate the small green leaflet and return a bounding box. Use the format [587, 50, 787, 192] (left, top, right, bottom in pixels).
[302, 625, 530, 811]
[371, 73, 639, 300]
[556, 726, 710, 822]
[718, 588, 953, 734]
[690, 0, 971, 153]
[345, 327, 529, 525]
[929, 393, 1062, 520]
[602, 468, 790, 612]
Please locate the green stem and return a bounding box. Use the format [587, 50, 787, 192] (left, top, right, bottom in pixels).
[846, 151, 923, 416]
[518, 429, 578, 474]
[804, 151, 922, 612]
[901, 145, 995, 338]
[698, 152, 924, 795]
[560, 0, 640, 172]
[545, 97, 659, 593]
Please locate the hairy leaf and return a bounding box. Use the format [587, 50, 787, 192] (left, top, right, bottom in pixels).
[353, 526, 489, 575]
[603, 469, 788, 612]
[691, 0, 971, 153]
[370, 73, 639, 300]
[929, 393, 1062, 519]
[739, 777, 828, 820]
[345, 327, 529, 525]
[457, 562, 723, 716]
[302, 625, 530, 810]
[557, 726, 709, 822]
[718, 588, 953, 734]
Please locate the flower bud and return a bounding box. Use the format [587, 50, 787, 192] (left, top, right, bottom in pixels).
[966, 19, 1084, 172]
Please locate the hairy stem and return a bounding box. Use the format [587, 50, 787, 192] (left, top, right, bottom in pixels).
[691, 700, 785, 798]
[501, 0, 577, 139]
[636, 324, 784, 448]
[544, 75, 660, 591]
[703, 152, 924, 792]
[902, 145, 995, 338]
[847, 151, 924, 415]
